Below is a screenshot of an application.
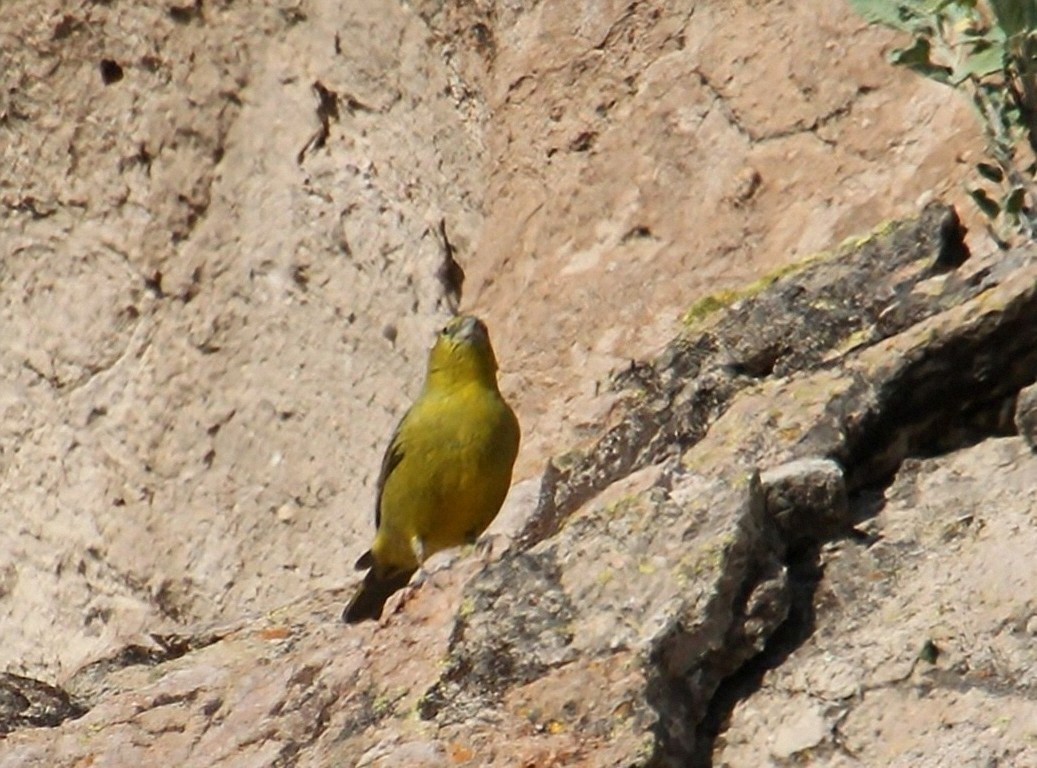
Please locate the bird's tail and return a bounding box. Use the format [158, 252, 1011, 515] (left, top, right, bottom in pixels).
[342, 561, 417, 623]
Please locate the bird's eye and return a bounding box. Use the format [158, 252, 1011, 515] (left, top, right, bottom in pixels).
[440, 325, 450, 336]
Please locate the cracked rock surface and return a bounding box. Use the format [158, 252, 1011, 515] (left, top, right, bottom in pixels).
[3, 0, 1032, 766]
[715, 438, 1037, 767]
[3, 206, 1035, 765]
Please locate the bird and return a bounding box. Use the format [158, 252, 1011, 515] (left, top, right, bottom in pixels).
[343, 315, 520, 623]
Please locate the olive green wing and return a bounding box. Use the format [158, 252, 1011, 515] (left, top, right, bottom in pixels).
[353, 408, 412, 572]
[376, 401, 425, 530]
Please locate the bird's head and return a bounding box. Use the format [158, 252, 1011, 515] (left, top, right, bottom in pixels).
[426, 315, 500, 389]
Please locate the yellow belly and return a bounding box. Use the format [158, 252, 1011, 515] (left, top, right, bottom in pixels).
[372, 381, 519, 569]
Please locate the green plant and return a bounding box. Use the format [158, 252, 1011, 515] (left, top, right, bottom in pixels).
[849, 0, 1037, 245]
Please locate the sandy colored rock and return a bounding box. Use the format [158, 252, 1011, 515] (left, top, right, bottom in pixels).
[1, 204, 1035, 765]
[1, 0, 483, 678]
[0, 0, 987, 680]
[760, 458, 849, 543]
[1015, 381, 1037, 449]
[715, 439, 1037, 768]
[3, 0, 1035, 766]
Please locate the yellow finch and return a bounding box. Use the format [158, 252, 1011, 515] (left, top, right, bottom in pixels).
[343, 315, 520, 623]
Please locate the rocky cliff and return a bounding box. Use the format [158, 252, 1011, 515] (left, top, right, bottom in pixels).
[3, 1, 1033, 766]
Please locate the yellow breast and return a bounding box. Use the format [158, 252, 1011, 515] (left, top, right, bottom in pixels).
[373, 379, 520, 568]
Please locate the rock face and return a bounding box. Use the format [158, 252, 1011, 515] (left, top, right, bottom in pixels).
[3, 0, 1033, 766]
[2, 0, 482, 677]
[716, 438, 1037, 768]
[3, 200, 1036, 765]
[1016, 382, 1037, 449]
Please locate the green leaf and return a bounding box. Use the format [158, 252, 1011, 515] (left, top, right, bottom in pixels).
[999, 104, 1024, 143]
[847, 0, 942, 30]
[969, 187, 1002, 218]
[847, 0, 910, 28]
[890, 37, 954, 83]
[1004, 186, 1027, 214]
[957, 39, 1006, 79]
[938, 0, 981, 29]
[988, 0, 1037, 39]
[976, 162, 1004, 182]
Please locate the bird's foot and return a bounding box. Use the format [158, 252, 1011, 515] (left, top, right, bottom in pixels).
[472, 533, 508, 563]
[388, 568, 427, 616]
